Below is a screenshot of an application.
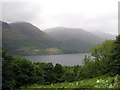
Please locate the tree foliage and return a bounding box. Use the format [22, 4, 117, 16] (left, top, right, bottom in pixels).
[111, 35, 120, 74]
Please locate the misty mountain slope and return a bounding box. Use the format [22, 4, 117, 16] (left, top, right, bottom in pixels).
[2, 21, 25, 40]
[2, 21, 57, 55]
[2, 21, 29, 55]
[45, 27, 104, 53]
[91, 31, 116, 40]
[2, 21, 110, 55]
[9, 22, 58, 47]
[9, 22, 51, 41]
[45, 27, 103, 43]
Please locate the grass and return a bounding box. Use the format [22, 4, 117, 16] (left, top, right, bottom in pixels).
[20, 75, 120, 90]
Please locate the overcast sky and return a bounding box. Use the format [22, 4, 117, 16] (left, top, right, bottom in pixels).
[1, 0, 119, 35]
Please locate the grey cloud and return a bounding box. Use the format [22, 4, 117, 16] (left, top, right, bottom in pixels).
[1, 2, 118, 35]
[52, 13, 118, 34]
[2, 2, 42, 23]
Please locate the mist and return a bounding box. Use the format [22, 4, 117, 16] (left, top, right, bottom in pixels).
[1, 0, 119, 35]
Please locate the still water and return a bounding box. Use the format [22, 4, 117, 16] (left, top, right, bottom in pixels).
[25, 53, 89, 66]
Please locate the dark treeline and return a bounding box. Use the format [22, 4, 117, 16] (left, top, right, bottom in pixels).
[2, 35, 120, 90]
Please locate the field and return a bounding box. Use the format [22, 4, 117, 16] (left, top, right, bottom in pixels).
[20, 75, 119, 89]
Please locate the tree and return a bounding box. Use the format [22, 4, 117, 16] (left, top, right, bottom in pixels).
[61, 66, 76, 82]
[111, 35, 120, 75]
[12, 56, 35, 88]
[33, 62, 45, 84]
[2, 48, 16, 90]
[81, 40, 115, 78]
[90, 40, 114, 74]
[54, 63, 64, 82]
[91, 40, 114, 61]
[41, 63, 56, 84]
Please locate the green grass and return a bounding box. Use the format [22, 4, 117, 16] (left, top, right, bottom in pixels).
[20, 75, 119, 89]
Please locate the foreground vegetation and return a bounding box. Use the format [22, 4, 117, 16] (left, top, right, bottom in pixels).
[21, 75, 119, 89]
[2, 35, 120, 89]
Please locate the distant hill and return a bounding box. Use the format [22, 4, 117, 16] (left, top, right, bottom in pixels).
[2, 21, 24, 40]
[2, 21, 113, 55]
[2, 21, 56, 55]
[45, 27, 104, 53]
[9, 22, 49, 41]
[2, 21, 28, 55]
[91, 31, 116, 40]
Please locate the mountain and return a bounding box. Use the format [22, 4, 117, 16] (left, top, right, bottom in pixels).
[9, 22, 49, 41]
[45, 27, 104, 53]
[2, 21, 112, 55]
[2, 21, 56, 55]
[2, 21, 27, 55]
[2, 21, 25, 40]
[91, 31, 116, 40]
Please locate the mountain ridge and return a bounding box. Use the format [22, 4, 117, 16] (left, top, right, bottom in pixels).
[1, 21, 115, 55]
[44, 27, 105, 53]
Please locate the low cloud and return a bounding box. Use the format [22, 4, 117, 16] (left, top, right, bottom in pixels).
[1, 1, 118, 35]
[2, 2, 42, 23]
